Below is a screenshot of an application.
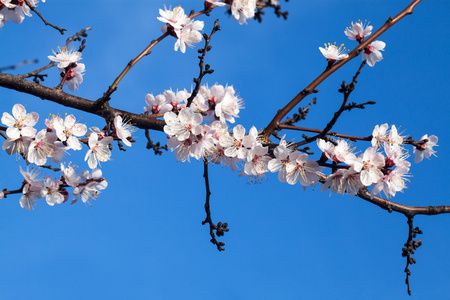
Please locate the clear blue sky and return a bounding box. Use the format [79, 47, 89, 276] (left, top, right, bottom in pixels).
[1, 1, 449, 299]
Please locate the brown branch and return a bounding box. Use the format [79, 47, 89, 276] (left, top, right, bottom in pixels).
[278, 124, 372, 141]
[0, 73, 165, 132]
[98, 5, 221, 104]
[317, 172, 450, 216]
[64, 27, 92, 48]
[0, 59, 39, 73]
[24, 0, 66, 35]
[402, 216, 422, 295]
[186, 19, 220, 107]
[202, 158, 228, 251]
[263, 0, 422, 139]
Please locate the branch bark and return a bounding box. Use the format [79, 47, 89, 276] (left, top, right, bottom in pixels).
[0, 73, 165, 131]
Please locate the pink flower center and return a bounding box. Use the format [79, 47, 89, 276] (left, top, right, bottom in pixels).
[355, 34, 364, 42]
[66, 70, 75, 80]
[364, 45, 374, 55]
[152, 105, 160, 114]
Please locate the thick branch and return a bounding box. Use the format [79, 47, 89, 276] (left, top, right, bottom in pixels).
[0, 73, 165, 131]
[263, 0, 422, 139]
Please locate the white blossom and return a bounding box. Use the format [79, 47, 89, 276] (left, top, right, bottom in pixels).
[363, 40, 385, 67]
[84, 133, 114, 169]
[27, 129, 57, 166]
[319, 43, 349, 62]
[53, 114, 87, 151]
[114, 115, 135, 147]
[2, 103, 38, 140]
[60, 63, 85, 92]
[413, 134, 438, 163]
[344, 20, 373, 42]
[48, 47, 82, 69]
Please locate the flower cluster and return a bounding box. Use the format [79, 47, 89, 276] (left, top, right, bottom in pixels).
[319, 124, 438, 199]
[155, 85, 438, 196]
[17, 164, 107, 210]
[157, 6, 205, 53]
[48, 47, 85, 92]
[155, 84, 326, 188]
[0, 0, 44, 26]
[1, 104, 136, 209]
[145, 84, 244, 124]
[320, 20, 385, 67]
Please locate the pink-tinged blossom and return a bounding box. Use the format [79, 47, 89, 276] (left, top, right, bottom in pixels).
[50, 141, 70, 164]
[174, 20, 204, 53]
[200, 84, 244, 123]
[363, 40, 385, 67]
[72, 169, 107, 205]
[53, 114, 87, 151]
[319, 43, 348, 63]
[371, 166, 409, 199]
[317, 139, 334, 161]
[157, 6, 189, 31]
[114, 115, 135, 147]
[2, 136, 32, 156]
[321, 169, 346, 195]
[19, 165, 41, 186]
[215, 86, 244, 124]
[61, 163, 81, 188]
[2, 0, 32, 24]
[268, 136, 291, 183]
[341, 168, 363, 196]
[243, 144, 269, 177]
[48, 47, 82, 69]
[190, 125, 215, 160]
[20, 183, 42, 210]
[383, 143, 410, 170]
[164, 89, 189, 112]
[2, 103, 38, 140]
[60, 63, 85, 92]
[386, 125, 403, 145]
[167, 136, 193, 162]
[84, 133, 114, 169]
[41, 176, 67, 206]
[285, 152, 324, 187]
[163, 107, 203, 141]
[27, 129, 57, 166]
[352, 147, 385, 186]
[413, 134, 438, 163]
[317, 139, 354, 164]
[144, 93, 172, 115]
[344, 21, 373, 42]
[19, 166, 44, 210]
[371, 123, 389, 148]
[220, 124, 248, 159]
[227, 0, 257, 25]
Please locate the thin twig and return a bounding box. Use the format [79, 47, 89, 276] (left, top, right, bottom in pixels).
[202, 158, 228, 251]
[144, 129, 167, 155]
[186, 19, 220, 107]
[0, 59, 39, 73]
[24, 0, 66, 34]
[98, 6, 221, 104]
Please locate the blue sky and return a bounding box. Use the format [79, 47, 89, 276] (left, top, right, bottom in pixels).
[1, 1, 450, 299]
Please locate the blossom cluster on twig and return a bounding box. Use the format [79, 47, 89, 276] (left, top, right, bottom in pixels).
[0, 0, 44, 26]
[1, 103, 135, 209]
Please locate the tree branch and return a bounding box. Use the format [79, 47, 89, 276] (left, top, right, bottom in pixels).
[263, 0, 422, 139]
[0, 73, 165, 131]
